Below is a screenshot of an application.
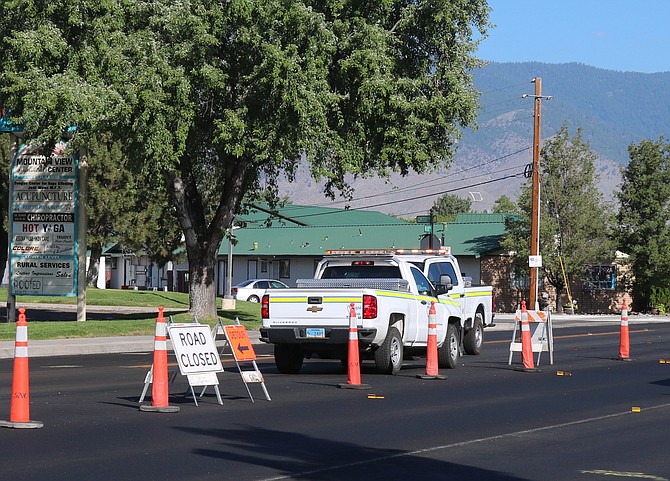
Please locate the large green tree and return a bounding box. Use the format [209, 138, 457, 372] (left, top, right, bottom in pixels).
[491, 194, 518, 214]
[503, 124, 615, 308]
[432, 193, 473, 221]
[85, 138, 182, 287]
[617, 137, 670, 312]
[0, 0, 491, 318]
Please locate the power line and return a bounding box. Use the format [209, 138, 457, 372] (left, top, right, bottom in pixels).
[479, 81, 530, 94]
[274, 169, 526, 222]
[305, 146, 532, 208]
[359, 171, 524, 212]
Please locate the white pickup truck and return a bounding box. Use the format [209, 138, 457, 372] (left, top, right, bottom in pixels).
[259, 249, 494, 374]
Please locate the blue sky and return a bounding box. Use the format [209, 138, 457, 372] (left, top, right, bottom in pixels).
[477, 0, 670, 73]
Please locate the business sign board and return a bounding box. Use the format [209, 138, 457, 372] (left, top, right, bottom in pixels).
[9, 143, 79, 296]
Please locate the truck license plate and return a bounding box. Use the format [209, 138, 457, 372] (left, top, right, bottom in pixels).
[306, 328, 325, 339]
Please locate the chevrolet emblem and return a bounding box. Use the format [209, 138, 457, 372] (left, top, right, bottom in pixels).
[306, 306, 323, 313]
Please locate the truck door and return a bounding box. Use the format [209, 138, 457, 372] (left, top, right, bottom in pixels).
[408, 266, 435, 346]
[429, 261, 466, 317]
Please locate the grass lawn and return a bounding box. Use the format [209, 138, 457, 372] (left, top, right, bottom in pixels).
[0, 288, 262, 340]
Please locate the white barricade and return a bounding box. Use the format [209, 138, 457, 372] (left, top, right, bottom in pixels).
[508, 308, 554, 366]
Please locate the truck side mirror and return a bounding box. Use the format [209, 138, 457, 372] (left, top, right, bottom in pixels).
[438, 274, 453, 293]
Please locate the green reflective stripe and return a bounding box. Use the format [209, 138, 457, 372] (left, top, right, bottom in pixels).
[439, 299, 461, 307]
[270, 297, 308, 303]
[447, 292, 492, 298]
[321, 297, 361, 303]
[270, 296, 361, 303]
[375, 290, 417, 300]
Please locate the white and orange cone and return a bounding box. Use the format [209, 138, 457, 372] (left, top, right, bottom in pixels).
[615, 300, 633, 362]
[515, 301, 541, 373]
[417, 301, 446, 380]
[0, 308, 43, 429]
[140, 307, 180, 412]
[338, 303, 370, 390]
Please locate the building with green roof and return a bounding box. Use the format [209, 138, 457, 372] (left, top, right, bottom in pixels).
[80, 203, 630, 314]
[215, 205, 507, 297]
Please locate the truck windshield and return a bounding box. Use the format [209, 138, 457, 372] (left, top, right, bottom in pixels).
[321, 265, 402, 279]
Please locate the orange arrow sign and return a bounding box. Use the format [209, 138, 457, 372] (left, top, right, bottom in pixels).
[224, 325, 257, 361]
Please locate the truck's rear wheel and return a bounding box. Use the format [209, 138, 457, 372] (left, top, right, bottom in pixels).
[274, 344, 303, 374]
[463, 312, 484, 355]
[438, 323, 459, 369]
[375, 327, 403, 374]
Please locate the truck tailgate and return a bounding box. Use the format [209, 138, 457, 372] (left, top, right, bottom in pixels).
[264, 289, 366, 326]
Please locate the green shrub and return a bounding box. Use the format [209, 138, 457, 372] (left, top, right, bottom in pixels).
[651, 287, 670, 314]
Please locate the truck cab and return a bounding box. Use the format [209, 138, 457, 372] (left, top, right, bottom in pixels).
[393, 248, 495, 355]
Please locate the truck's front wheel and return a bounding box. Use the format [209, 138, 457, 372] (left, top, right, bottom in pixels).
[463, 312, 484, 355]
[274, 344, 303, 374]
[375, 327, 403, 374]
[438, 323, 459, 369]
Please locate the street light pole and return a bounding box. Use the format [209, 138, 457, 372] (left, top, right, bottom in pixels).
[523, 77, 552, 310]
[223, 224, 241, 310]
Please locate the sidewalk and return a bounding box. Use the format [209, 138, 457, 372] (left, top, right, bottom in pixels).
[0, 310, 667, 359]
[0, 331, 263, 359]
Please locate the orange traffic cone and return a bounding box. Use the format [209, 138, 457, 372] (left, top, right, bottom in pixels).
[338, 303, 370, 390]
[417, 301, 446, 380]
[515, 301, 541, 373]
[140, 307, 180, 412]
[615, 300, 633, 362]
[0, 308, 43, 429]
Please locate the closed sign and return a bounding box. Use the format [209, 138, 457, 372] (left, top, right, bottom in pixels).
[169, 324, 223, 375]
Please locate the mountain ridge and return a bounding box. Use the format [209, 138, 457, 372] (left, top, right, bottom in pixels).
[277, 62, 670, 217]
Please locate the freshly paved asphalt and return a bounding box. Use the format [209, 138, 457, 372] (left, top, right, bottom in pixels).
[1, 302, 668, 359]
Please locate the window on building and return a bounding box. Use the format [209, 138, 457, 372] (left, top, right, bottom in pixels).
[260, 260, 268, 273]
[583, 265, 616, 291]
[279, 259, 290, 278]
[510, 266, 531, 290]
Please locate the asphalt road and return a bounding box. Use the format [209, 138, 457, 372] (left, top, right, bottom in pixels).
[0, 323, 669, 481]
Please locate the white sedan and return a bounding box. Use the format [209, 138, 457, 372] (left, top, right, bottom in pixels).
[233, 279, 289, 302]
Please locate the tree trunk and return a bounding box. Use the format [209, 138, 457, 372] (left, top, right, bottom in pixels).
[163, 150, 248, 320]
[86, 241, 103, 287]
[188, 252, 218, 320]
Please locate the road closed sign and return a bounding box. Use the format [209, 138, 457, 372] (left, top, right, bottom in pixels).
[169, 324, 223, 375]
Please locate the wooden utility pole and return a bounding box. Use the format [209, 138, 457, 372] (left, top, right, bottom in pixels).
[529, 78, 542, 310]
[525, 77, 552, 310]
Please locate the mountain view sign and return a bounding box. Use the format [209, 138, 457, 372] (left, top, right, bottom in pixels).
[9, 142, 80, 296]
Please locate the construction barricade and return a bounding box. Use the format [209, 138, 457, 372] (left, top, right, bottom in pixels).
[214, 318, 271, 402]
[508, 301, 553, 371]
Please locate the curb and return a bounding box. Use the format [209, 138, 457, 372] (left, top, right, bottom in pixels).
[1, 312, 668, 359]
[0, 331, 263, 359]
